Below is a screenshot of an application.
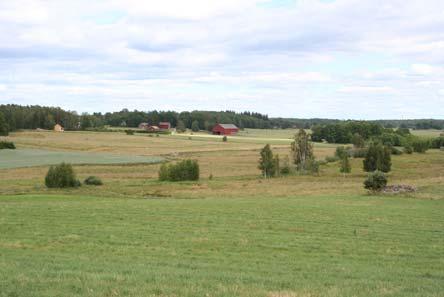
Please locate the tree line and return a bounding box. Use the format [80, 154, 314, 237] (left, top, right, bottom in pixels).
[1, 104, 443, 136]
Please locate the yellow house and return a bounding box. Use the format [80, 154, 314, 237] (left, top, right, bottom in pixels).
[54, 124, 64, 132]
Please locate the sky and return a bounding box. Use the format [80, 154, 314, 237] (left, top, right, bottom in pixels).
[0, 0, 443, 119]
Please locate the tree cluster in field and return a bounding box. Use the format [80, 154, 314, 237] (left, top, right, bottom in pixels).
[45, 163, 102, 188]
[0, 141, 15, 149]
[158, 160, 200, 182]
[258, 129, 319, 178]
[313, 121, 444, 154]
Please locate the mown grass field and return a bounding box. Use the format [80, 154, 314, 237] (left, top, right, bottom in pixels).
[0, 129, 443, 296]
[1, 194, 443, 297]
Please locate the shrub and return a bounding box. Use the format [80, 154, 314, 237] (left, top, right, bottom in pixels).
[335, 146, 348, 159]
[404, 144, 413, 154]
[222, 135, 227, 142]
[280, 156, 291, 175]
[84, 176, 103, 186]
[303, 158, 320, 175]
[390, 146, 403, 155]
[125, 129, 135, 135]
[364, 170, 387, 192]
[411, 138, 430, 153]
[45, 163, 80, 188]
[158, 159, 200, 181]
[0, 141, 16, 149]
[340, 154, 351, 174]
[430, 137, 444, 149]
[325, 155, 339, 163]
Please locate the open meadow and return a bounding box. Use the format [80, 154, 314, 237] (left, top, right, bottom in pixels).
[1, 129, 444, 296]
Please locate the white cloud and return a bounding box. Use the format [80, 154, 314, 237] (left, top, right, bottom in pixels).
[1, 0, 444, 118]
[337, 86, 395, 94]
[411, 64, 443, 76]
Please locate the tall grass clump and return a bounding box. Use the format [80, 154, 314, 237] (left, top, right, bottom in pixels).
[158, 159, 200, 181]
[45, 163, 80, 188]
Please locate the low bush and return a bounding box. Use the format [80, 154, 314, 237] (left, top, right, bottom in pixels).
[404, 144, 413, 154]
[430, 136, 444, 149]
[364, 171, 387, 192]
[45, 163, 80, 188]
[84, 176, 103, 186]
[305, 158, 320, 175]
[158, 159, 200, 181]
[390, 146, 403, 155]
[280, 156, 291, 175]
[411, 139, 430, 153]
[335, 146, 348, 159]
[125, 129, 135, 135]
[222, 136, 227, 142]
[325, 155, 339, 163]
[0, 141, 16, 149]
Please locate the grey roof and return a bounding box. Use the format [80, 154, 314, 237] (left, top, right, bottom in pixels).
[217, 124, 238, 129]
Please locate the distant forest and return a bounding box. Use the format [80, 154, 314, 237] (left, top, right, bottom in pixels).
[0, 104, 443, 132]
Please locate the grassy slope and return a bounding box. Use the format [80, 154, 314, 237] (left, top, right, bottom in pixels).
[1, 129, 443, 296]
[1, 194, 443, 297]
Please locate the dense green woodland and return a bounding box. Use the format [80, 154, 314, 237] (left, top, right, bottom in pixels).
[0, 104, 443, 135]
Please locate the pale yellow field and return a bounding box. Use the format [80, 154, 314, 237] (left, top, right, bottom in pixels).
[1, 129, 443, 201]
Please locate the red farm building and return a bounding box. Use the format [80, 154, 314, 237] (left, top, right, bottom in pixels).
[212, 124, 239, 135]
[159, 122, 171, 130]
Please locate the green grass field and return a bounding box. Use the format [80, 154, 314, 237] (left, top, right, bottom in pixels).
[0, 129, 443, 296]
[1, 194, 443, 297]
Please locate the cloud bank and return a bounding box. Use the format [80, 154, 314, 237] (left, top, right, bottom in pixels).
[0, 0, 443, 119]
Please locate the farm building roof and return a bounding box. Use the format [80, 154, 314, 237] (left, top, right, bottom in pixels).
[217, 124, 238, 129]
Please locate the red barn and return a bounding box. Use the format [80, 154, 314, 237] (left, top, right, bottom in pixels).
[212, 124, 239, 135]
[159, 122, 171, 130]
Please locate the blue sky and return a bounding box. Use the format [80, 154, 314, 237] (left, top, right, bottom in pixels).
[0, 0, 443, 119]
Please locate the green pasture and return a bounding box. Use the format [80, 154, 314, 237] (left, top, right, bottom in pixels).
[0, 148, 164, 169]
[0, 194, 443, 297]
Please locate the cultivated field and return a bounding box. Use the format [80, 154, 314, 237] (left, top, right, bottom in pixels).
[0, 129, 443, 296]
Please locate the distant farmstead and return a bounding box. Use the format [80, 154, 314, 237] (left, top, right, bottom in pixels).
[54, 124, 64, 132]
[147, 125, 160, 132]
[159, 122, 171, 130]
[212, 124, 239, 135]
[138, 122, 149, 129]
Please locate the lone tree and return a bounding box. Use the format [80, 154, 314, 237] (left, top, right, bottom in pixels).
[291, 129, 314, 171]
[176, 120, 186, 133]
[340, 154, 351, 174]
[363, 142, 391, 173]
[258, 144, 276, 178]
[0, 112, 8, 136]
[191, 120, 200, 132]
